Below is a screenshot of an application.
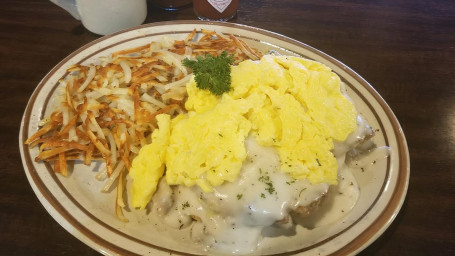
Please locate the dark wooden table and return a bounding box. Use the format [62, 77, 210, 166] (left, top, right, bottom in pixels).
[1, 0, 454, 255]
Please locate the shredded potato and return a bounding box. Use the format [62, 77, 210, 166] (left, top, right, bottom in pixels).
[25, 29, 263, 221]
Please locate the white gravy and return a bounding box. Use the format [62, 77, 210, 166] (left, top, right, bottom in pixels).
[153, 137, 355, 254]
[147, 109, 394, 254]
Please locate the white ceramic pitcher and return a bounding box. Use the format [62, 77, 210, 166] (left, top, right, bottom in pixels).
[50, 0, 147, 35]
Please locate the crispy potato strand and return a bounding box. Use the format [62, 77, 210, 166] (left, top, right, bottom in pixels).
[25, 29, 263, 220]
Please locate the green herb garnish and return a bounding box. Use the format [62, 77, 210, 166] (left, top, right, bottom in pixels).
[182, 51, 234, 95]
[265, 182, 275, 195]
[258, 171, 276, 195]
[182, 201, 190, 210]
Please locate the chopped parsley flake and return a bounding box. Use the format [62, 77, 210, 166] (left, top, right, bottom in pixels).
[286, 180, 296, 185]
[182, 201, 190, 210]
[265, 182, 275, 194]
[258, 172, 276, 195]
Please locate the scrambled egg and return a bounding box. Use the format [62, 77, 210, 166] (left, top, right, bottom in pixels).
[129, 114, 170, 209]
[166, 94, 252, 192]
[129, 55, 357, 208]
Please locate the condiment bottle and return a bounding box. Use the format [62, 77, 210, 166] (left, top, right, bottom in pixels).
[152, 0, 192, 11]
[193, 0, 238, 21]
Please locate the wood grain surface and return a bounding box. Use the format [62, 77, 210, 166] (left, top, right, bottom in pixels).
[1, 0, 454, 255]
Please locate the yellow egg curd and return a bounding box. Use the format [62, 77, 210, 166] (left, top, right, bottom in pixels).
[129, 55, 358, 208]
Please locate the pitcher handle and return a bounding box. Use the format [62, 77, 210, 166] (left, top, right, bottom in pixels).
[50, 0, 81, 20]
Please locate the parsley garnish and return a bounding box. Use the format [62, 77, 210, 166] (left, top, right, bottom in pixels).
[258, 171, 276, 195]
[286, 180, 296, 185]
[182, 201, 190, 210]
[182, 51, 234, 95]
[237, 194, 243, 200]
[265, 182, 275, 194]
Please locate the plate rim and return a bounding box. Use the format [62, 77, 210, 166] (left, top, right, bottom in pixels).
[19, 20, 410, 256]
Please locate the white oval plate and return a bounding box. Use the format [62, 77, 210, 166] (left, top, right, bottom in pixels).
[19, 21, 409, 256]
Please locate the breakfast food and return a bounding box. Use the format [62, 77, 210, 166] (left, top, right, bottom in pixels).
[130, 54, 375, 253]
[25, 29, 377, 254]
